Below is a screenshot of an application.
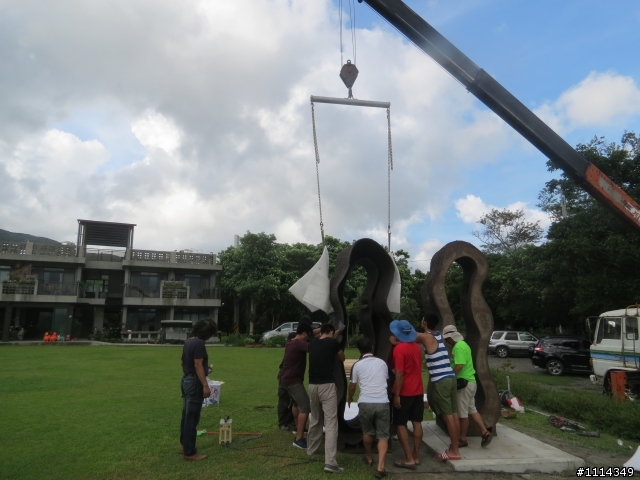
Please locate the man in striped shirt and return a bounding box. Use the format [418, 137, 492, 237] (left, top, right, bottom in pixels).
[416, 314, 461, 461]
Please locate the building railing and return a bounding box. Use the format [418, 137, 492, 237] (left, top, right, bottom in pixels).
[1, 242, 27, 255]
[32, 243, 76, 257]
[85, 248, 125, 262]
[0, 241, 76, 257]
[161, 281, 189, 299]
[130, 250, 172, 262]
[1, 281, 36, 295]
[176, 252, 217, 265]
[37, 282, 78, 296]
[78, 284, 108, 299]
[128, 249, 217, 265]
[190, 286, 221, 299]
[124, 285, 161, 298]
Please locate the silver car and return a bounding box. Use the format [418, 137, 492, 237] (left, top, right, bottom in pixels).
[488, 331, 538, 358]
[260, 321, 321, 343]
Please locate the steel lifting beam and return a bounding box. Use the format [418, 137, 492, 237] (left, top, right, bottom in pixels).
[311, 95, 390, 109]
[359, 0, 640, 232]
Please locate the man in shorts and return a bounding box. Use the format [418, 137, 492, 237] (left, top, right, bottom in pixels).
[348, 337, 390, 478]
[389, 319, 424, 469]
[416, 315, 461, 461]
[279, 321, 314, 449]
[442, 325, 492, 448]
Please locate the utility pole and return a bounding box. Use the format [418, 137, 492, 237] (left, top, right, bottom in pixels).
[233, 235, 240, 334]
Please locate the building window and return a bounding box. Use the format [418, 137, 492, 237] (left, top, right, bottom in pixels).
[0, 266, 9, 281]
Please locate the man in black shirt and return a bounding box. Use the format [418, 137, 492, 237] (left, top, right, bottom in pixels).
[180, 318, 217, 461]
[306, 323, 345, 473]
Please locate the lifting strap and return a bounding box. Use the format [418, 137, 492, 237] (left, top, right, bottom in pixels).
[310, 95, 394, 250]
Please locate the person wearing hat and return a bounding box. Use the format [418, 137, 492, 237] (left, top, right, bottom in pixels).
[442, 325, 493, 448]
[416, 314, 461, 461]
[389, 319, 424, 469]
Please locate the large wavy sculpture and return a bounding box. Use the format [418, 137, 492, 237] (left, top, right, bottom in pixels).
[421, 241, 501, 435]
[328, 238, 499, 446]
[328, 238, 396, 447]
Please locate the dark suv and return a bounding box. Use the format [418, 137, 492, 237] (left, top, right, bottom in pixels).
[531, 336, 592, 376]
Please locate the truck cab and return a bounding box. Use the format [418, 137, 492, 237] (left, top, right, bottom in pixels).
[590, 306, 640, 397]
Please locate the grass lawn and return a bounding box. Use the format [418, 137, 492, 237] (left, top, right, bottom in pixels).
[0, 345, 380, 480]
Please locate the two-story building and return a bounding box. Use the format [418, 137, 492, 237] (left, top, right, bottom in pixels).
[1, 220, 222, 341]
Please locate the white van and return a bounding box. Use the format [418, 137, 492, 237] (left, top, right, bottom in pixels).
[589, 305, 640, 397]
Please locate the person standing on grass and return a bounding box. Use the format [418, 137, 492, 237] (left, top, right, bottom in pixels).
[307, 323, 345, 474]
[388, 319, 424, 470]
[348, 337, 390, 479]
[180, 318, 217, 461]
[416, 315, 461, 461]
[441, 325, 493, 448]
[279, 321, 314, 449]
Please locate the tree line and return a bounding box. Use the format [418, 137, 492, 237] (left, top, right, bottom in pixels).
[218, 133, 640, 337]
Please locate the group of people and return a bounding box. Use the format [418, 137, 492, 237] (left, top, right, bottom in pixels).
[178, 314, 493, 473]
[278, 318, 346, 473]
[276, 315, 492, 476]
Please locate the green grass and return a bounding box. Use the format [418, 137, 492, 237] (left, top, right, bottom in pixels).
[492, 369, 640, 442]
[0, 345, 377, 480]
[501, 408, 638, 455]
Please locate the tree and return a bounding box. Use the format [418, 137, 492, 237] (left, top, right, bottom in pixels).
[473, 208, 543, 254]
[218, 232, 285, 334]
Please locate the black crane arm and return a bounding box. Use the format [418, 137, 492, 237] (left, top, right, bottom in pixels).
[360, 0, 640, 231]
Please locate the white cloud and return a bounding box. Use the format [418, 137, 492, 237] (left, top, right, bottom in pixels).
[535, 72, 640, 133]
[131, 112, 182, 154]
[412, 239, 443, 269]
[455, 194, 550, 228]
[0, 0, 612, 261]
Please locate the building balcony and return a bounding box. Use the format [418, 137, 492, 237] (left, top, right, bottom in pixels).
[123, 250, 221, 271]
[1, 241, 83, 265]
[0, 280, 78, 303]
[122, 281, 221, 307]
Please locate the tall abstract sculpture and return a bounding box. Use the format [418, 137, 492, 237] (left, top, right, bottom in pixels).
[329, 238, 396, 447]
[326, 238, 500, 447]
[422, 241, 501, 435]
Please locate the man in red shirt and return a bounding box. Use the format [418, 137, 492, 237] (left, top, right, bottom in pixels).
[390, 319, 424, 469]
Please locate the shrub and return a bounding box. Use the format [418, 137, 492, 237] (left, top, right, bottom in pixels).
[265, 336, 285, 347]
[348, 334, 364, 348]
[491, 369, 640, 441]
[224, 333, 252, 347]
[244, 337, 255, 345]
[220, 336, 229, 345]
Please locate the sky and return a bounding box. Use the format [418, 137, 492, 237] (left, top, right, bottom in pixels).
[1, 0, 640, 269]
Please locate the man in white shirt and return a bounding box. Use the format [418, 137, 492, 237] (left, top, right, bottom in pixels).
[348, 337, 390, 479]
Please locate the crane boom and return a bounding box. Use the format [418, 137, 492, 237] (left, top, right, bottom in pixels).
[360, 0, 640, 231]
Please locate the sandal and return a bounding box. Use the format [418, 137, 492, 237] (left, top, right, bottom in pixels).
[374, 470, 388, 479]
[481, 428, 493, 447]
[362, 456, 374, 466]
[458, 440, 468, 448]
[435, 449, 461, 461]
[393, 460, 416, 469]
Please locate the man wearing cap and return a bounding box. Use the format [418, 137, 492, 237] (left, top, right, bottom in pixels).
[416, 314, 461, 461]
[389, 319, 424, 469]
[442, 325, 493, 448]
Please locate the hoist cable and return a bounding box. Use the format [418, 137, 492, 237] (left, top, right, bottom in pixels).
[339, 0, 343, 67]
[349, 0, 357, 65]
[311, 102, 325, 246]
[387, 107, 393, 251]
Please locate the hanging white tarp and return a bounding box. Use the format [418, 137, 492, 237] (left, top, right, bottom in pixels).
[387, 252, 402, 314]
[289, 247, 334, 314]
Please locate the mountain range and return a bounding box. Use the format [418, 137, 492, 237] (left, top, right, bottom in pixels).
[0, 229, 59, 245]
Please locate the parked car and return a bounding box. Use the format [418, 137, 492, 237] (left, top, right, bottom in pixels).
[488, 331, 539, 358]
[260, 321, 322, 343]
[531, 336, 592, 376]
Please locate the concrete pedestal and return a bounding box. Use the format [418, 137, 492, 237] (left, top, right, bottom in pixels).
[419, 420, 584, 473]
